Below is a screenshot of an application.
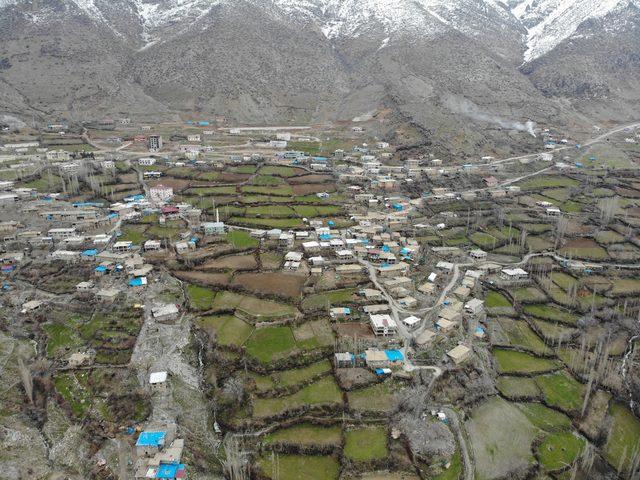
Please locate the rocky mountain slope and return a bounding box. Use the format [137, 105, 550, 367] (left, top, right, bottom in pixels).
[0, 0, 639, 151]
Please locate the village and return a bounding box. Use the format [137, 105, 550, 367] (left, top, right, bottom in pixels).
[1, 115, 640, 480]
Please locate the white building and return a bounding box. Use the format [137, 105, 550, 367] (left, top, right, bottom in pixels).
[138, 157, 157, 166]
[500, 268, 529, 280]
[370, 314, 397, 336]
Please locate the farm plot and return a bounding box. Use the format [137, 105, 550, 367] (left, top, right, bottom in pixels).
[609, 278, 640, 297]
[302, 288, 357, 312]
[212, 291, 297, 319]
[493, 318, 551, 355]
[245, 326, 298, 363]
[466, 397, 537, 480]
[484, 291, 517, 316]
[263, 423, 341, 447]
[197, 315, 253, 346]
[604, 403, 640, 475]
[536, 432, 586, 472]
[172, 271, 230, 287]
[525, 236, 553, 252]
[232, 272, 306, 299]
[558, 239, 609, 261]
[512, 287, 547, 304]
[259, 165, 307, 177]
[496, 376, 541, 400]
[245, 205, 296, 217]
[198, 254, 258, 271]
[493, 349, 560, 374]
[292, 319, 334, 350]
[226, 230, 259, 249]
[469, 232, 501, 249]
[229, 216, 304, 229]
[594, 230, 625, 244]
[258, 455, 339, 480]
[518, 175, 579, 190]
[531, 320, 576, 343]
[252, 376, 343, 418]
[549, 272, 579, 292]
[344, 426, 389, 463]
[522, 304, 578, 325]
[187, 284, 217, 310]
[515, 403, 572, 432]
[347, 381, 399, 413]
[253, 360, 332, 393]
[534, 371, 586, 415]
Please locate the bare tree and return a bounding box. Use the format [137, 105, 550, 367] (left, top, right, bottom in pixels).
[17, 357, 33, 404]
[222, 435, 250, 480]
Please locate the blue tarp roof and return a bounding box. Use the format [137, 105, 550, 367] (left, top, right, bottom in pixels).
[475, 326, 485, 335]
[136, 431, 165, 447]
[156, 463, 185, 479]
[95, 265, 107, 272]
[129, 278, 145, 287]
[385, 349, 404, 362]
[313, 156, 328, 161]
[327, 220, 335, 226]
[382, 245, 391, 252]
[198, 121, 209, 126]
[108, 213, 118, 219]
[82, 249, 97, 256]
[375, 368, 388, 375]
[319, 234, 331, 241]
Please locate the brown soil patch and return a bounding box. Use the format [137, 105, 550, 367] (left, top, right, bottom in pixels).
[232, 272, 305, 299]
[292, 183, 337, 195]
[149, 178, 191, 191]
[335, 323, 375, 341]
[216, 173, 251, 183]
[173, 271, 230, 287]
[335, 367, 377, 390]
[197, 254, 258, 271]
[288, 174, 333, 184]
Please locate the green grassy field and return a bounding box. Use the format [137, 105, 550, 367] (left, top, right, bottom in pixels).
[347, 382, 398, 413]
[534, 371, 585, 414]
[536, 432, 585, 472]
[512, 287, 548, 303]
[485, 291, 512, 308]
[493, 349, 560, 374]
[197, 315, 253, 346]
[344, 426, 388, 462]
[227, 230, 259, 249]
[258, 454, 339, 480]
[245, 326, 298, 363]
[496, 376, 541, 400]
[604, 403, 640, 475]
[516, 403, 572, 432]
[187, 284, 217, 310]
[229, 216, 304, 228]
[302, 288, 357, 311]
[522, 304, 578, 325]
[259, 165, 304, 177]
[252, 376, 342, 418]
[264, 423, 342, 447]
[495, 318, 551, 356]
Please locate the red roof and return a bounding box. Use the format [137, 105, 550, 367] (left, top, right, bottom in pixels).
[162, 206, 179, 214]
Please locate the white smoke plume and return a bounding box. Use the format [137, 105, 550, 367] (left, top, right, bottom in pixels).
[443, 95, 536, 137]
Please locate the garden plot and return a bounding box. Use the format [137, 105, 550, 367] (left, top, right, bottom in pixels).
[245, 326, 298, 363]
[493, 318, 551, 355]
[525, 236, 553, 252]
[226, 230, 259, 249]
[263, 423, 341, 447]
[607, 243, 640, 261]
[594, 229, 625, 244]
[252, 376, 343, 418]
[344, 426, 389, 463]
[258, 454, 340, 480]
[288, 174, 334, 184]
[245, 205, 296, 217]
[518, 175, 579, 190]
[466, 397, 537, 480]
[609, 278, 640, 297]
[232, 272, 306, 299]
[258, 165, 307, 177]
[534, 371, 586, 415]
[260, 251, 284, 269]
[515, 402, 572, 432]
[229, 216, 304, 229]
[197, 315, 253, 347]
[493, 349, 560, 375]
[549, 272, 579, 292]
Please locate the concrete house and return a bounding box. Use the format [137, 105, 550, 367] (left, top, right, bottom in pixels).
[447, 344, 471, 365]
[370, 314, 398, 336]
[152, 304, 179, 323]
[149, 371, 168, 391]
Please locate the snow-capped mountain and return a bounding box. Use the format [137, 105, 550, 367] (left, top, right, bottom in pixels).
[510, 0, 640, 61]
[0, 0, 639, 152]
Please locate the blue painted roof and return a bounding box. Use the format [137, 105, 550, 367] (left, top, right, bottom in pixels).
[385, 349, 404, 362]
[475, 326, 485, 334]
[95, 265, 107, 272]
[198, 121, 210, 126]
[156, 463, 185, 479]
[313, 156, 328, 161]
[327, 221, 335, 226]
[375, 368, 387, 375]
[382, 245, 391, 252]
[136, 431, 165, 447]
[82, 249, 97, 256]
[319, 233, 331, 241]
[129, 278, 145, 287]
